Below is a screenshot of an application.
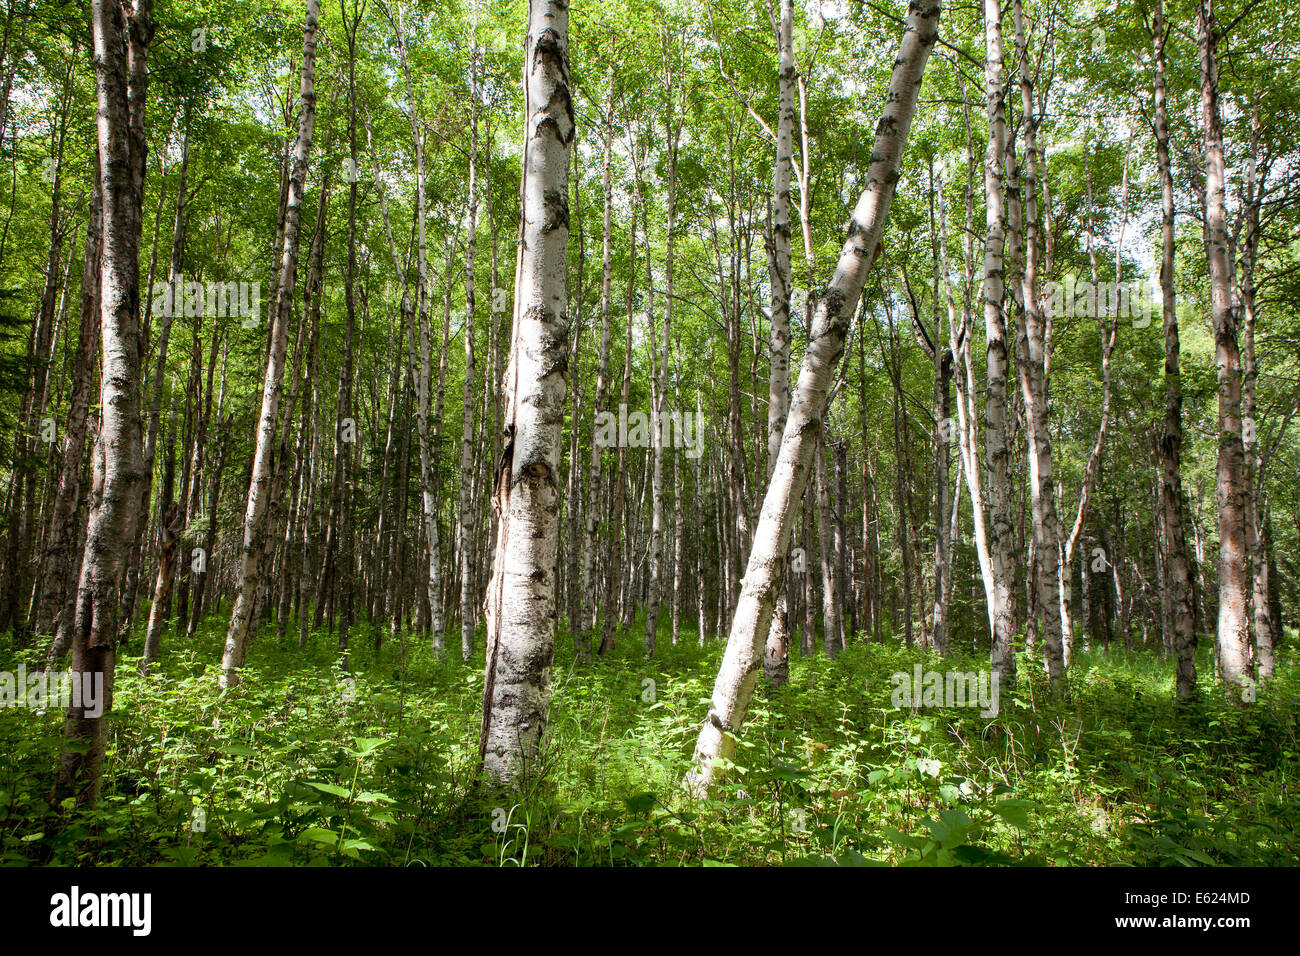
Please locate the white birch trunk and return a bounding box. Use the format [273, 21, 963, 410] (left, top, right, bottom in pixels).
[1010, 0, 1064, 683]
[57, 0, 152, 805]
[220, 0, 319, 687]
[460, 38, 481, 663]
[579, 75, 615, 656]
[478, 0, 573, 785]
[1197, 0, 1251, 688]
[763, 0, 796, 684]
[981, 0, 1018, 684]
[687, 0, 939, 795]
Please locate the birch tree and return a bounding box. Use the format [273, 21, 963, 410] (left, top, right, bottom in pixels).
[980, 0, 1018, 683]
[1009, 0, 1064, 683]
[55, 0, 154, 806]
[688, 0, 939, 795]
[478, 0, 574, 785]
[1196, 0, 1251, 690]
[220, 0, 320, 687]
[460, 35, 481, 664]
[762, 0, 796, 684]
[35, 178, 100, 659]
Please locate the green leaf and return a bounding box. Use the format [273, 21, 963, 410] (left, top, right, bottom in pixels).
[992, 798, 1041, 830]
[923, 809, 975, 849]
[305, 781, 350, 799]
[298, 827, 338, 846]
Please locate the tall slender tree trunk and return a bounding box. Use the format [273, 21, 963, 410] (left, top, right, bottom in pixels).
[980, 0, 1017, 683]
[478, 0, 573, 786]
[55, 0, 153, 807]
[1059, 140, 1126, 667]
[460, 37, 481, 664]
[579, 73, 615, 659]
[564, 143, 585, 651]
[3, 68, 72, 644]
[1238, 111, 1275, 681]
[335, 0, 362, 667]
[393, 3, 446, 656]
[140, 406, 178, 674]
[599, 223, 635, 656]
[220, 0, 320, 687]
[1196, 0, 1251, 690]
[120, 127, 190, 647]
[815, 431, 841, 657]
[1009, 0, 1064, 683]
[1149, 0, 1197, 697]
[640, 113, 669, 659]
[763, 0, 796, 684]
[191, 343, 228, 637]
[37, 178, 101, 657]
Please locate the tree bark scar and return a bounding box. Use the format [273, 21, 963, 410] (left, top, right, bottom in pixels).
[537, 89, 576, 145]
[532, 28, 567, 74]
[820, 288, 847, 322]
[495, 425, 515, 502]
[541, 189, 569, 233]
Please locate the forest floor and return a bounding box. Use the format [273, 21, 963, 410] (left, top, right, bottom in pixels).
[1, 618, 1297, 866]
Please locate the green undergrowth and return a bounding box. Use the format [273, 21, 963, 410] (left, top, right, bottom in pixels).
[1, 617, 1296, 866]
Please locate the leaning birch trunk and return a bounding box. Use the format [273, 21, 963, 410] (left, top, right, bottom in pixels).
[1196, 0, 1250, 689]
[220, 0, 320, 688]
[55, 0, 151, 807]
[928, 208, 954, 657]
[938, 112, 1000, 661]
[478, 0, 573, 786]
[687, 0, 939, 796]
